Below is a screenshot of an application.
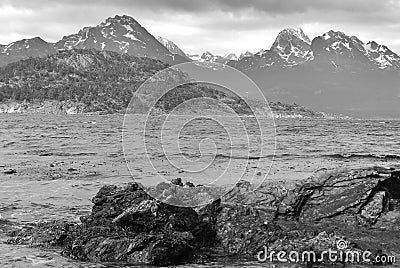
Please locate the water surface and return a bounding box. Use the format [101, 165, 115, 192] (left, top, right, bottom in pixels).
[1, 114, 399, 267]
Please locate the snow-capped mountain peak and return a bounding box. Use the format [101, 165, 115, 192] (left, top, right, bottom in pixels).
[57, 15, 148, 52]
[310, 30, 375, 70]
[2, 37, 50, 53]
[0, 37, 56, 66]
[223, 53, 238, 61]
[187, 51, 238, 64]
[238, 51, 254, 60]
[280, 27, 311, 44]
[198, 51, 217, 62]
[363, 40, 400, 69]
[315, 30, 367, 53]
[270, 27, 313, 65]
[310, 30, 400, 70]
[156, 36, 186, 57]
[55, 14, 188, 65]
[101, 14, 139, 27]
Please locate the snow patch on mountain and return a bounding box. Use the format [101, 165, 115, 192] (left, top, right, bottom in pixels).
[55, 15, 187, 65]
[223, 53, 238, 61]
[270, 27, 313, 66]
[156, 36, 186, 57]
[363, 41, 400, 69]
[313, 30, 400, 70]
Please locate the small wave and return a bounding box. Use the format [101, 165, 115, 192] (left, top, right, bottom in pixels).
[169, 152, 303, 160]
[215, 154, 271, 160]
[2, 141, 17, 148]
[172, 152, 273, 160]
[37, 152, 97, 157]
[326, 153, 400, 160]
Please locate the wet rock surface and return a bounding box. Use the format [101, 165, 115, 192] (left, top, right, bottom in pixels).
[147, 181, 227, 207]
[208, 166, 400, 263]
[3, 168, 17, 175]
[8, 183, 215, 266]
[7, 166, 400, 266]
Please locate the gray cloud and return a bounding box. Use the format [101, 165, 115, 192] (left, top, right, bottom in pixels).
[0, 0, 399, 55]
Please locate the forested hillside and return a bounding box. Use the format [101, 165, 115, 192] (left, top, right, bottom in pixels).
[0, 49, 168, 112]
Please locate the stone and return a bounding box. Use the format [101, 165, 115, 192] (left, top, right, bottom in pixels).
[8, 183, 215, 266]
[185, 181, 195, 188]
[3, 169, 16, 174]
[171, 178, 183, 187]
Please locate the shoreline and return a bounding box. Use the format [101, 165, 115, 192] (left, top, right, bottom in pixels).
[4, 165, 400, 266]
[0, 100, 351, 119]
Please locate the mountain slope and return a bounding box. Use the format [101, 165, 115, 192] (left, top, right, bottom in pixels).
[310, 30, 376, 71]
[223, 53, 238, 61]
[364, 41, 400, 70]
[238, 51, 254, 60]
[0, 37, 56, 67]
[270, 28, 313, 65]
[156, 36, 187, 57]
[229, 28, 313, 70]
[187, 51, 227, 63]
[311, 31, 400, 71]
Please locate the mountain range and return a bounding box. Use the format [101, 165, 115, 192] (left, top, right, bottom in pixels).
[0, 14, 399, 117]
[228, 28, 400, 117]
[0, 15, 188, 67]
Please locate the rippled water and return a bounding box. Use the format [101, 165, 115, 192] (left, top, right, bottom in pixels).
[1, 113, 400, 267]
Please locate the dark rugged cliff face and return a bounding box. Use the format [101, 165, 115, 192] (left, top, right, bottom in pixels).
[7, 166, 400, 266]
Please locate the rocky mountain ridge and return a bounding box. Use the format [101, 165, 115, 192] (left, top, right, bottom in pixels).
[0, 15, 188, 67]
[229, 28, 400, 71]
[1, 16, 399, 72]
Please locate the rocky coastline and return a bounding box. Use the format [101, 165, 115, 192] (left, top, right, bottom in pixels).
[0, 100, 349, 119]
[6, 166, 400, 266]
[0, 100, 122, 115]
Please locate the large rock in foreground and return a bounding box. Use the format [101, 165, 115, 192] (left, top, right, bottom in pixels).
[8, 166, 400, 265]
[9, 183, 215, 266]
[205, 166, 400, 263]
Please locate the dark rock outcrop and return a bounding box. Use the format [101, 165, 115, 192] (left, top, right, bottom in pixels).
[3, 168, 17, 174]
[170, 178, 183, 187]
[8, 166, 400, 265]
[201, 166, 400, 262]
[9, 183, 215, 266]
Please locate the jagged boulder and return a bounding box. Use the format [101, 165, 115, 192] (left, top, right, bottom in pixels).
[8, 183, 215, 266]
[201, 167, 400, 261]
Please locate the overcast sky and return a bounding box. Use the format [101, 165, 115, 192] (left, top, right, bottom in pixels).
[0, 0, 399, 55]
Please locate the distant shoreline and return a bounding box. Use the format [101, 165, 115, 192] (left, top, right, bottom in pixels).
[0, 99, 351, 119]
